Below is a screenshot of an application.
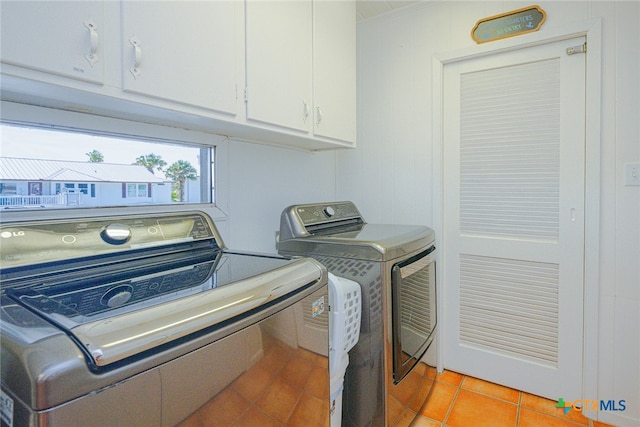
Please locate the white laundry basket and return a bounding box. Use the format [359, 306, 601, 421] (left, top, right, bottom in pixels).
[328, 273, 361, 427]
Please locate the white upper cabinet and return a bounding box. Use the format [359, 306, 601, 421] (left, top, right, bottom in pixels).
[312, 0, 356, 144]
[0, 1, 104, 84]
[1, 1, 355, 150]
[121, 1, 238, 116]
[244, 0, 356, 146]
[245, 0, 313, 133]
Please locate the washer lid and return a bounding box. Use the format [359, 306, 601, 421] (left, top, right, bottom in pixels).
[6, 253, 324, 368]
[278, 223, 435, 261]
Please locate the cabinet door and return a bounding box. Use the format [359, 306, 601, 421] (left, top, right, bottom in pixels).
[121, 1, 238, 115]
[245, 0, 312, 133]
[0, 1, 104, 84]
[313, 0, 356, 144]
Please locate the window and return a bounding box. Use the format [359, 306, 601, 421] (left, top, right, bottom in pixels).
[0, 123, 215, 210]
[126, 183, 148, 198]
[0, 183, 17, 195]
[126, 184, 138, 198]
[138, 184, 148, 198]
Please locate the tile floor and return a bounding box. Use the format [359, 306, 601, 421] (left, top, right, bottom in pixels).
[177, 328, 618, 427]
[400, 368, 618, 427]
[177, 332, 330, 427]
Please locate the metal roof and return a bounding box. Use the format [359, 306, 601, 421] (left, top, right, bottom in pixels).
[0, 157, 168, 183]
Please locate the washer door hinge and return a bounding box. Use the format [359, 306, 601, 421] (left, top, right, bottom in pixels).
[566, 42, 587, 56]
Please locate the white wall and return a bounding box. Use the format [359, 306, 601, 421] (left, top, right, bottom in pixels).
[100, 182, 124, 205]
[341, 1, 639, 426]
[220, 140, 336, 253]
[152, 183, 172, 205]
[604, 3, 640, 426]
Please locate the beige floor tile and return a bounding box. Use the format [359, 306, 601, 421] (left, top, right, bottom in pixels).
[296, 347, 329, 369]
[410, 415, 442, 426]
[260, 341, 294, 374]
[304, 364, 329, 400]
[176, 412, 205, 427]
[392, 409, 419, 427]
[286, 392, 329, 427]
[387, 393, 406, 426]
[418, 380, 458, 422]
[390, 367, 424, 405]
[446, 389, 518, 427]
[279, 352, 314, 389]
[231, 363, 273, 402]
[256, 377, 303, 424]
[520, 392, 589, 425]
[408, 379, 435, 413]
[460, 376, 520, 404]
[232, 407, 280, 427]
[593, 421, 619, 427]
[435, 370, 464, 387]
[198, 388, 250, 426]
[518, 407, 585, 427]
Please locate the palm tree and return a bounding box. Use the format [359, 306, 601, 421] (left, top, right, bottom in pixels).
[86, 149, 104, 162]
[165, 160, 198, 202]
[135, 153, 167, 174]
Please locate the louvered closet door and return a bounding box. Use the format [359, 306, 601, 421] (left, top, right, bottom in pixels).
[442, 37, 586, 401]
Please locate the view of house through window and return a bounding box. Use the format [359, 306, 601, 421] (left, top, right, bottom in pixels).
[0, 124, 214, 210]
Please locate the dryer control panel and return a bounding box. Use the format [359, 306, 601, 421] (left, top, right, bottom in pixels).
[293, 201, 362, 226]
[279, 201, 365, 240]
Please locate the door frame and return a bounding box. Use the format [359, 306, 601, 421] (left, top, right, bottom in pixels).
[431, 18, 602, 407]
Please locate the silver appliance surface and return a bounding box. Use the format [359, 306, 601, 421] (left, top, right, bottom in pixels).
[278, 201, 434, 261]
[277, 201, 436, 427]
[1, 211, 328, 427]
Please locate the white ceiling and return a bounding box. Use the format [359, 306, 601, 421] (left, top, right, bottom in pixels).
[355, 0, 420, 21]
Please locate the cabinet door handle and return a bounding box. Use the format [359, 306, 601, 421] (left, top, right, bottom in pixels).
[316, 106, 323, 125]
[129, 36, 143, 79]
[84, 19, 99, 67]
[303, 99, 310, 122]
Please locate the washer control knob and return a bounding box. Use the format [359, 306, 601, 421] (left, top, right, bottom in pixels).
[324, 206, 335, 217]
[101, 223, 132, 245]
[101, 285, 134, 308]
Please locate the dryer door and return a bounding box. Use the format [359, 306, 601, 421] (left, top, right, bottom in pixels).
[391, 245, 437, 383]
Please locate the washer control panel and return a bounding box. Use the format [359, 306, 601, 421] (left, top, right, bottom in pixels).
[0, 212, 219, 269]
[100, 223, 132, 245]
